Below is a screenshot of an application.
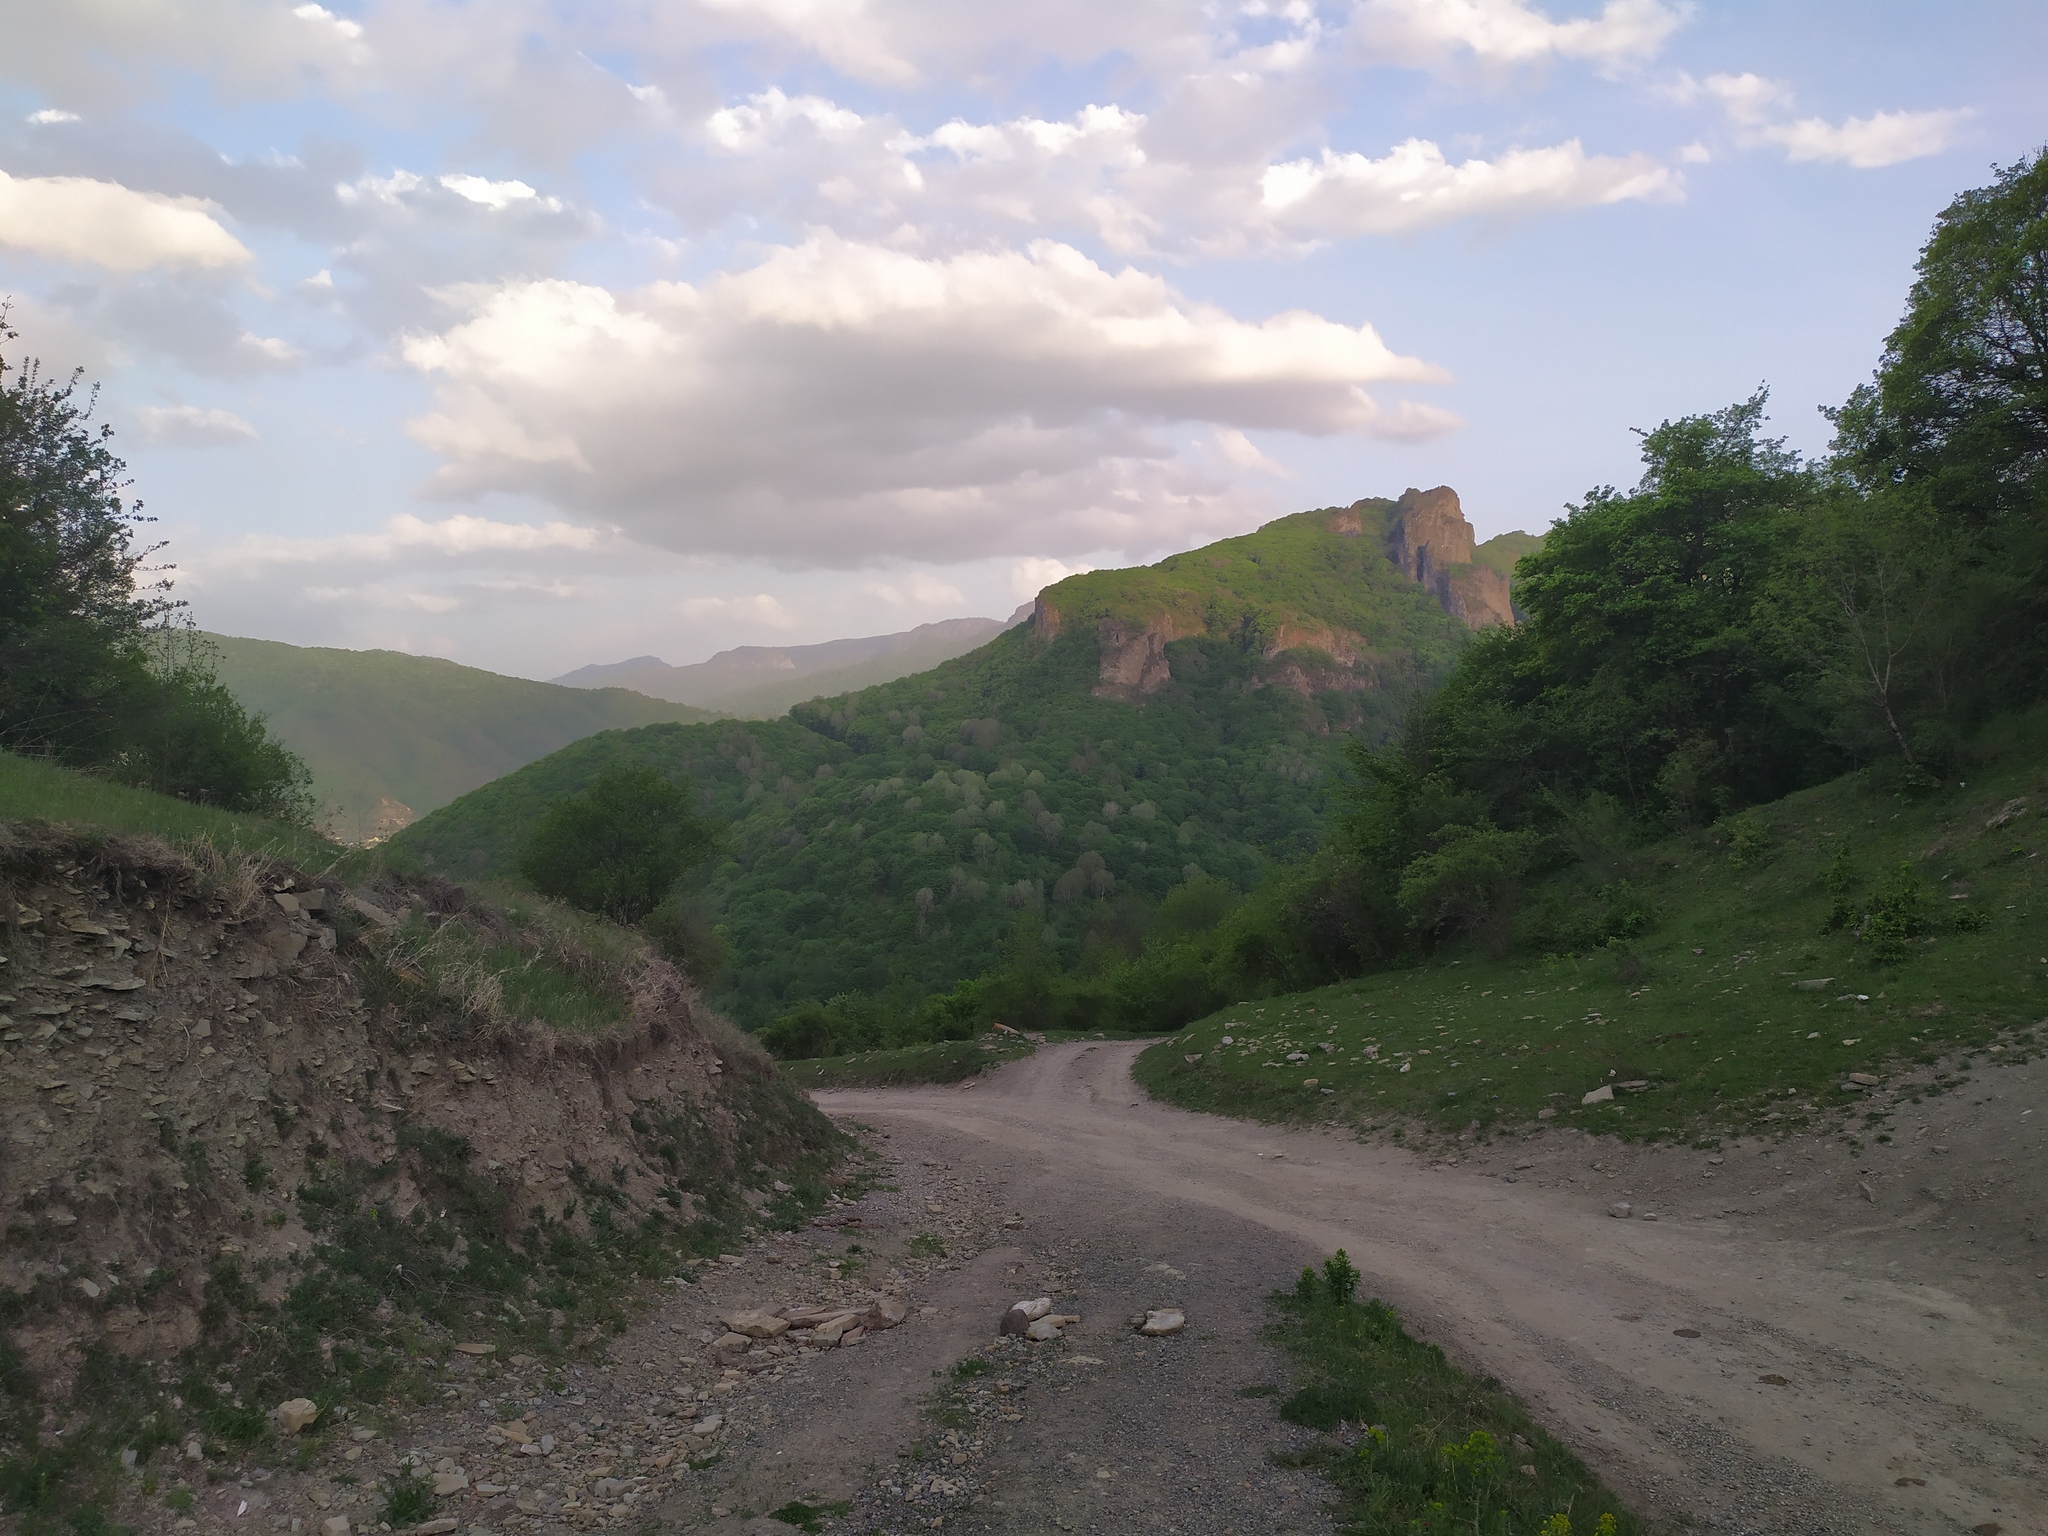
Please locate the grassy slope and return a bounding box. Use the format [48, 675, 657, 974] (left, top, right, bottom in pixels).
[0, 749, 345, 866]
[204, 633, 713, 838]
[1471, 529, 1545, 581]
[392, 502, 1480, 1025]
[781, 1033, 1037, 1088]
[1138, 711, 2048, 1143]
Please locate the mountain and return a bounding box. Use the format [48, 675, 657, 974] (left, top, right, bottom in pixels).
[203, 634, 714, 842]
[392, 489, 1542, 1027]
[553, 613, 1028, 717]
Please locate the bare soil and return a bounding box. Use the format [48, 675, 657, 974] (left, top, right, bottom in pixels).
[87, 1036, 2045, 1536]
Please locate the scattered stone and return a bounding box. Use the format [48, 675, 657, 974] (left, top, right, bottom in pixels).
[1847, 1072, 1880, 1087]
[1138, 1310, 1185, 1336]
[276, 1398, 320, 1434]
[76, 1278, 101, 1299]
[1673, 1328, 1701, 1339]
[1536, 1108, 1557, 1120]
[412, 1522, 458, 1535]
[690, 1415, 724, 1437]
[1608, 1202, 1632, 1219]
[320, 1520, 351, 1536]
[714, 1332, 753, 1352]
[453, 1342, 495, 1356]
[1791, 978, 1835, 990]
[1026, 1318, 1063, 1342]
[720, 1309, 790, 1339]
[1858, 1182, 1875, 1204]
[1582, 1086, 1614, 1105]
[431, 1471, 468, 1496]
[1757, 1373, 1789, 1386]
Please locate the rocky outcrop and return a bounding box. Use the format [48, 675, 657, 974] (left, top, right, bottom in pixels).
[1093, 615, 1190, 698]
[1386, 485, 1515, 630]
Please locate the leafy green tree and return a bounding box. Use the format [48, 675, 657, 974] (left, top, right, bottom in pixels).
[1842, 147, 2048, 521]
[1425, 393, 1825, 825]
[1396, 822, 1542, 957]
[1831, 148, 2048, 708]
[1, 323, 313, 820]
[518, 764, 720, 922]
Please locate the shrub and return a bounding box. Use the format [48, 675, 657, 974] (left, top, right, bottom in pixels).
[518, 764, 720, 923]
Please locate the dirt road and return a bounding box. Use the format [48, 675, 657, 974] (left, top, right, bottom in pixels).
[800, 1040, 2046, 1536]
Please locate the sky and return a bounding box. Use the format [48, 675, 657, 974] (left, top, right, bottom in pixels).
[2, 2, 2043, 680]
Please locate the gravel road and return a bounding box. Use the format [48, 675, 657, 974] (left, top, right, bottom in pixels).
[157, 1041, 2038, 1536]
[782, 1039, 2046, 1536]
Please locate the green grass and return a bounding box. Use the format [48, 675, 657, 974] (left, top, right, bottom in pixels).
[1271, 1262, 1641, 1536]
[783, 1034, 1036, 1088]
[0, 749, 344, 865]
[1138, 721, 2048, 1144]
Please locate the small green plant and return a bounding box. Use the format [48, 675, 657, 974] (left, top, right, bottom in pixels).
[1951, 904, 1991, 932]
[907, 1233, 947, 1259]
[165, 1487, 194, 1513]
[1321, 1249, 1360, 1307]
[381, 1465, 436, 1525]
[949, 1356, 991, 1380]
[241, 1152, 270, 1193]
[766, 1501, 848, 1534]
[1722, 814, 1775, 869]
[1862, 860, 1927, 964]
[1822, 838, 1857, 931]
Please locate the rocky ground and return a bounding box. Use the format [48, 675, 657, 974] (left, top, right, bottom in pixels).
[95, 1037, 2046, 1536]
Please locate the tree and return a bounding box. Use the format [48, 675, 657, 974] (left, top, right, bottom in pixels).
[1847, 147, 2048, 520]
[1, 321, 313, 820]
[1767, 486, 1963, 771]
[518, 764, 721, 923]
[0, 326, 171, 751]
[1424, 393, 1827, 825]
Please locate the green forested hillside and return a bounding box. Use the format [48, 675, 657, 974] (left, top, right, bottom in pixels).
[205, 634, 712, 840]
[393, 499, 1513, 1025]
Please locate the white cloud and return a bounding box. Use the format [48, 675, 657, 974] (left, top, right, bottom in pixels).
[438, 173, 563, 212]
[1346, 0, 1685, 74]
[398, 234, 1458, 565]
[676, 592, 797, 628]
[861, 572, 969, 608]
[28, 108, 80, 124]
[208, 512, 611, 577]
[1260, 136, 1676, 238]
[1011, 556, 1093, 598]
[138, 404, 258, 447]
[0, 171, 250, 271]
[1764, 109, 1970, 170]
[1704, 73, 1968, 169]
[1214, 427, 1287, 474]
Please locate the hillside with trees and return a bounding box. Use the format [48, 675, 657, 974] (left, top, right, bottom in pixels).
[391, 492, 1540, 1030]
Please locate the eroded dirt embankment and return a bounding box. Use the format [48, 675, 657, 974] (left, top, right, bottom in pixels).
[0, 825, 835, 1393]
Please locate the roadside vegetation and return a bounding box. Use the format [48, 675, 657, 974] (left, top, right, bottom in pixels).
[1137, 718, 2047, 1141]
[1270, 1254, 1641, 1535]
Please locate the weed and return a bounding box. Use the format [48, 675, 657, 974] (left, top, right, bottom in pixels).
[381, 1465, 436, 1525]
[766, 1500, 849, 1534]
[1269, 1263, 1642, 1535]
[908, 1234, 947, 1259]
[165, 1487, 194, 1513]
[950, 1356, 992, 1381]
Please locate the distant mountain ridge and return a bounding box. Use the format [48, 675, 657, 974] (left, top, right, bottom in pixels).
[553, 612, 1030, 717]
[203, 635, 714, 842]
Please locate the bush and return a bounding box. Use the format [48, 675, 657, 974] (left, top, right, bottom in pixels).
[518, 764, 720, 923]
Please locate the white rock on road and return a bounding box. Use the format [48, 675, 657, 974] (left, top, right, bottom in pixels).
[1138, 1310, 1186, 1336]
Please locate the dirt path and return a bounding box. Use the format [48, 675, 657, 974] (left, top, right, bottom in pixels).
[792, 1040, 2047, 1536]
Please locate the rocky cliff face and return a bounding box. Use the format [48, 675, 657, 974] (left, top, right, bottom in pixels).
[1385, 486, 1515, 630]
